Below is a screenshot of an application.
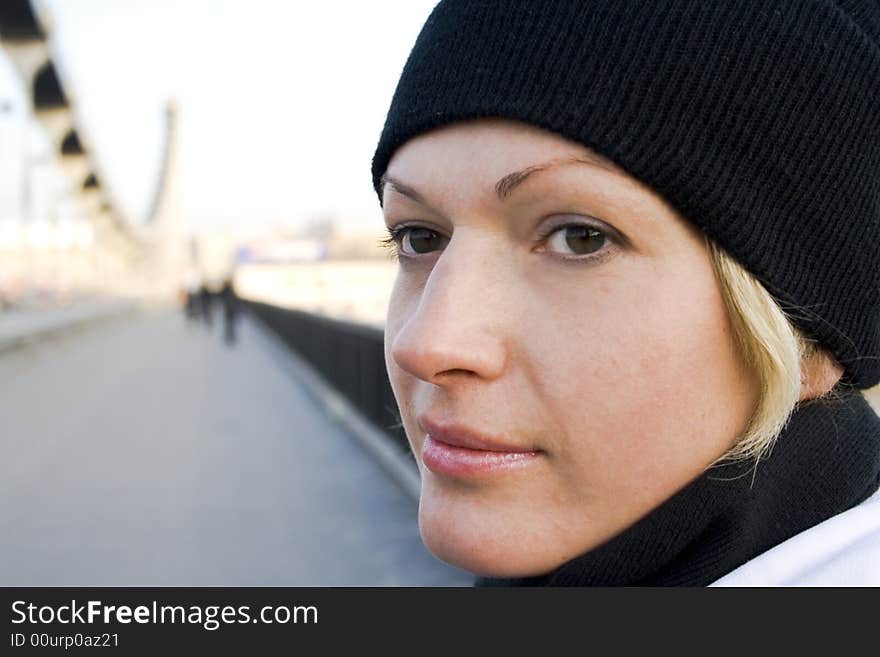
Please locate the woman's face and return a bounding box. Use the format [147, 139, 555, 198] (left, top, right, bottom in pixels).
[381, 119, 760, 578]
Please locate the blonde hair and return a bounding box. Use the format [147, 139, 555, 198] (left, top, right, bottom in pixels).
[706, 237, 849, 463]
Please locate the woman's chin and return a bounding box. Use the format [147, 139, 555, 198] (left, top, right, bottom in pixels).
[417, 487, 575, 579]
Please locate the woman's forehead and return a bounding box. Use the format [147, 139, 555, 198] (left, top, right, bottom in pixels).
[383, 119, 658, 215]
[384, 119, 632, 200]
[389, 119, 617, 171]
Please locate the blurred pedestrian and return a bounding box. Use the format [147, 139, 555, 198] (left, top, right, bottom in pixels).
[198, 284, 213, 327]
[219, 278, 239, 345]
[182, 270, 200, 321]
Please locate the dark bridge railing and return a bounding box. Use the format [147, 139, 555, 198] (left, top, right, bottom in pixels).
[243, 300, 411, 460]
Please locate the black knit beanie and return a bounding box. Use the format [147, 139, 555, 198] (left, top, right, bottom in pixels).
[372, 0, 880, 389]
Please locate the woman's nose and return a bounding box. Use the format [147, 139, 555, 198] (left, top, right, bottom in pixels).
[390, 242, 509, 386]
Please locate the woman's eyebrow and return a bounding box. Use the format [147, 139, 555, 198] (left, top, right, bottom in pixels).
[495, 155, 620, 199]
[379, 175, 430, 207]
[380, 154, 619, 207]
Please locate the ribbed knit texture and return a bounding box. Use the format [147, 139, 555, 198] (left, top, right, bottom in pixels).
[372, 0, 880, 388]
[475, 390, 880, 586]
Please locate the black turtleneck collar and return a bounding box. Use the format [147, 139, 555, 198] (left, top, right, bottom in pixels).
[475, 390, 880, 586]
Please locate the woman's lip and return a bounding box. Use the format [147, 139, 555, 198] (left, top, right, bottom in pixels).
[417, 415, 534, 452]
[421, 434, 542, 478]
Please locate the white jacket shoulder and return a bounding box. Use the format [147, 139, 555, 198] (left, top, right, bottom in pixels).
[711, 487, 880, 586]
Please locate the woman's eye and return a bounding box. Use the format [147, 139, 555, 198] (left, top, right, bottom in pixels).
[397, 226, 449, 256]
[546, 224, 607, 256]
[382, 222, 609, 260]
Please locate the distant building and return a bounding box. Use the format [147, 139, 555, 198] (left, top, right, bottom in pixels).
[237, 238, 327, 264]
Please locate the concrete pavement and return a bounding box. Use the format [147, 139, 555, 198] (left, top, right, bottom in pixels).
[0, 307, 471, 586]
[0, 298, 136, 352]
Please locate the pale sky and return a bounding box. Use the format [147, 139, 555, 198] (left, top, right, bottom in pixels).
[1, 0, 440, 231]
